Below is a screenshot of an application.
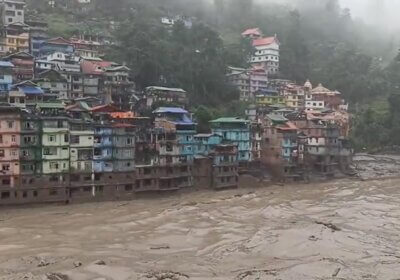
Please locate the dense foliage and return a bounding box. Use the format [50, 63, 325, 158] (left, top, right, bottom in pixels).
[25, 0, 400, 148]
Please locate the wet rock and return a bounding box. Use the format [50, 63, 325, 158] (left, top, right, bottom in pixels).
[93, 260, 106, 265]
[73, 261, 82, 268]
[315, 221, 341, 232]
[46, 273, 69, 280]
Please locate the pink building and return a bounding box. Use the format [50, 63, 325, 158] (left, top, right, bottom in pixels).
[0, 105, 21, 189]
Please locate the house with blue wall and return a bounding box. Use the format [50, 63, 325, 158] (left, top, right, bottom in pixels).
[194, 133, 223, 156]
[93, 124, 113, 173]
[210, 117, 251, 163]
[153, 107, 197, 164]
[0, 61, 14, 93]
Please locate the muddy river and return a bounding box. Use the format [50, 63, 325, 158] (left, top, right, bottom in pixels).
[1, 177, 400, 279]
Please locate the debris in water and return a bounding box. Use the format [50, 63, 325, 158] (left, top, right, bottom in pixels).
[73, 261, 82, 268]
[150, 245, 170, 250]
[315, 221, 341, 232]
[46, 273, 69, 280]
[308, 235, 319, 241]
[93, 260, 106, 265]
[332, 267, 341, 277]
[141, 271, 189, 279]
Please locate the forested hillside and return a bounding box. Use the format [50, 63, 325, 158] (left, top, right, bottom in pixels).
[25, 0, 400, 150]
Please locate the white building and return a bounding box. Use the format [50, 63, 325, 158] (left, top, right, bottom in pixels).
[305, 100, 325, 112]
[250, 35, 280, 75]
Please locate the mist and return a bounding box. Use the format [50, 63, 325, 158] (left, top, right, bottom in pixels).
[339, 0, 400, 32]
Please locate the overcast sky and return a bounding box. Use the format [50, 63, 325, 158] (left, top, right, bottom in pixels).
[339, 0, 400, 31]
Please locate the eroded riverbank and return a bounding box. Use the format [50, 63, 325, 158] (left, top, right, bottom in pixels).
[1, 177, 400, 279]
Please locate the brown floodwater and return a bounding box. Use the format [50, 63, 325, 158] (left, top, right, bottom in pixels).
[1, 177, 400, 279]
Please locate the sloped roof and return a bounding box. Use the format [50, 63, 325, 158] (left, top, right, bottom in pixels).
[153, 107, 188, 114]
[252, 36, 279, 47]
[146, 86, 187, 93]
[0, 61, 14, 67]
[47, 37, 73, 45]
[210, 117, 249, 124]
[91, 104, 120, 113]
[267, 113, 287, 123]
[242, 28, 262, 37]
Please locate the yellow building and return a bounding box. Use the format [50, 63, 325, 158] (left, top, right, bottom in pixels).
[255, 94, 285, 106]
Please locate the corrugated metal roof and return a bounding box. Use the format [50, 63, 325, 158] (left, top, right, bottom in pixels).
[20, 86, 44, 95]
[0, 61, 14, 67]
[146, 86, 186, 93]
[153, 107, 188, 114]
[210, 117, 249, 124]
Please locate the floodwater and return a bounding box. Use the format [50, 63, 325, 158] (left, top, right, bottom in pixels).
[1, 177, 400, 279]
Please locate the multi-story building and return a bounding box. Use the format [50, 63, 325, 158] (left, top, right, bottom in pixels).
[0, 104, 20, 191]
[210, 117, 251, 163]
[34, 69, 68, 100]
[40, 116, 70, 183]
[250, 35, 280, 75]
[194, 133, 223, 156]
[255, 88, 285, 107]
[210, 144, 239, 189]
[104, 65, 134, 109]
[3, 51, 34, 82]
[144, 86, 188, 109]
[0, 22, 30, 54]
[0, 61, 14, 93]
[19, 112, 42, 193]
[25, 18, 49, 57]
[283, 83, 305, 109]
[38, 37, 74, 56]
[0, 0, 25, 25]
[227, 66, 251, 101]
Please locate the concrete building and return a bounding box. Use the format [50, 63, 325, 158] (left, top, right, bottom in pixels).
[210, 144, 239, 189]
[210, 117, 251, 163]
[250, 35, 280, 75]
[0, 0, 25, 25]
[144, 86, 188, 109]
[0, 104, 20, 190]
[0, 61, 14, 93]
[3, 51, 34, 82]
[34, 69, 68, 100]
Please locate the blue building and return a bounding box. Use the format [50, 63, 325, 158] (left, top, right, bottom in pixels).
[194, 133, 223, 156]
[210, 117, 251, 163]
[0, 61, 14, 92]
[93, 124, 113, 173]
[38, 37, 74, 56]
[153, 107, 197, 164]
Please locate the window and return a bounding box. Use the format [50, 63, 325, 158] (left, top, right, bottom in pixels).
[49, 162, 59, 170]
[10, 150, 17, 156]
[11, 135, 16, 143]
[0, 136, 2, 143]
[0, 150, 4, 157]
[9, 97, 15, 103]
[23, 191, 27, 198]
[126, 138, 132, 145]
[125, 184, 133, 191]
[49, 189, 58, 196]
[64, 134, 69, 143]
[48, 135, 56, 142]
[7, 121, 13, 128]
[2, 179, 10, 185]
[33, 190, 38, 197]
[2, 164, 10, 171]
[70, 135, 80, 144]
[83, 187, 91, 192]
[1, 191, 10, 199]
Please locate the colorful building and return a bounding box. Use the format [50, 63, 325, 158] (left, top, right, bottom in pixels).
[210, 117, 251, 163]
